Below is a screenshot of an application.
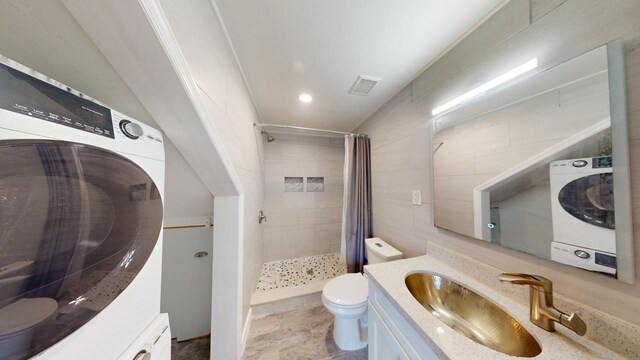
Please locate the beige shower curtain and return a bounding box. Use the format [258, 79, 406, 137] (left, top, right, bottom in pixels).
[341, 134, 372, 273]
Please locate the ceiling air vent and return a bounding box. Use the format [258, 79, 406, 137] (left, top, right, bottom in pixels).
[348, 75, 381, 96]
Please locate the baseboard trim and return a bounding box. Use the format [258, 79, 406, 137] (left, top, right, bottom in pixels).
[240, 307, 253, 356]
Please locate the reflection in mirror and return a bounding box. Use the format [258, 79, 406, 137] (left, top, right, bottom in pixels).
[432, 42, 633, 282]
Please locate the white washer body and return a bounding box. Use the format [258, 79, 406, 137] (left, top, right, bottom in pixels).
[549, 157, 615, 253]
[550, 242, 616, 275]
[117, 313, 171, 360]
[0, 57, 165, 360]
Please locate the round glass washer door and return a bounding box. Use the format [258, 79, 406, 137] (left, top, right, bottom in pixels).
[558, 172, 614, 229]
[0, 140, 163, 360]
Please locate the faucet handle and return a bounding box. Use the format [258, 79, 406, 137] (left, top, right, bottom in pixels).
[498, 273, 553, 293]
[258, 210, 267, 224]
[498, 273, 588, 336]
[560, 312, 587, 336]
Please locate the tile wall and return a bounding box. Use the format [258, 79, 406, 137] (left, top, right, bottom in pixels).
[263, 134, 344, 261]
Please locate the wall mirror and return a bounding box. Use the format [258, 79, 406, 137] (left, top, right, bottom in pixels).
[431, 40, 634, 283]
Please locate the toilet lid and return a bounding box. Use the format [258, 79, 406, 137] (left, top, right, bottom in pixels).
[323, 273, 367, 306]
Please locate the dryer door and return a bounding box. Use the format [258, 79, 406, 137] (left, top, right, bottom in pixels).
[0, 140, 163, 360]
[558, 172, 614, 229]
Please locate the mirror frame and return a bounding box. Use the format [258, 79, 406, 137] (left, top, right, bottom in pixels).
[608, 39, 634, 284]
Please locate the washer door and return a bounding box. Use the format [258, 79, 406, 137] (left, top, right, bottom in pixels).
[558, 172, 614, 229]
[0, 140, 163, 360]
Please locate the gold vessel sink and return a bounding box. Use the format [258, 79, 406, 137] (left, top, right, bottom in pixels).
[405, 272, 542, 357]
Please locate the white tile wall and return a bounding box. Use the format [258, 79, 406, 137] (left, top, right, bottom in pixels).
[263, 134, 344, 261]
[158, 0, 266, 327]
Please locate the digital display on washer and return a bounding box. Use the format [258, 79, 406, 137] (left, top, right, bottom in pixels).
[592, 156, 612, 169]
[0, 63, 114, 139]
[595, 253, 617, 269]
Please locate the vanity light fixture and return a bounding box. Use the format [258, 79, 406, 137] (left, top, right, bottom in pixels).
[431, 58, 538, 116]
[298, 93, 313, 103]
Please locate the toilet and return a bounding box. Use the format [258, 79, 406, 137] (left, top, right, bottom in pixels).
[322, 237, 403, 350]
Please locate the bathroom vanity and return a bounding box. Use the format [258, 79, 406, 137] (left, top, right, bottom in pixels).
[365, 247, 637, 359]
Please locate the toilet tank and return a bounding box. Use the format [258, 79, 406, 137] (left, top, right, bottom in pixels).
[365, 237, 403, 264]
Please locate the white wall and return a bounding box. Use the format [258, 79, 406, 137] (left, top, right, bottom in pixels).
[354, 0, 640, 326]
[498, 181, 554, 259]
[156, 0, 265, 334]
[263, 134, 344, 261]
[0, 0, 213, 223]
[163, 140, 215, 224]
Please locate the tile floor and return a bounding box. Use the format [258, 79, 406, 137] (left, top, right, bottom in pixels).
[256, 253, 347, 292]
[171, 335, 210, 360]
[243, 305, 368, 360]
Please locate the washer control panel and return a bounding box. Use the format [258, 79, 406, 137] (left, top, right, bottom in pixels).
[551, 241, 616, 275]
[0, 60, 115, 139]
[0, 55, 164, 161]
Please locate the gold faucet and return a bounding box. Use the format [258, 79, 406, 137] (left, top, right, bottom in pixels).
[498, 273, 587, 336]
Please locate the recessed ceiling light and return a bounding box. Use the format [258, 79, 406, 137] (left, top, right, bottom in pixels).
[298, 93, 312, 103]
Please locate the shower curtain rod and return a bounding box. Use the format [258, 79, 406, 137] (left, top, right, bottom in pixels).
[253, 123, 366, 137]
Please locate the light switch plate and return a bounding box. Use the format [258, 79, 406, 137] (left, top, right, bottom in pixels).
[412, 190, 422, 205]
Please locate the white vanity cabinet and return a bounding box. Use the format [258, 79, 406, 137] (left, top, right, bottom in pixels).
[368, 280, 440, 360]
[369, 303, 411, 359]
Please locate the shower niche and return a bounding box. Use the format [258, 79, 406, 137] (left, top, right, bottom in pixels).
[284, 177, 304, 192]
[306, 177, 324, 192]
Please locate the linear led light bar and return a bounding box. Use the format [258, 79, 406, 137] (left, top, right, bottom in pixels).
[431, 58, 538, 116]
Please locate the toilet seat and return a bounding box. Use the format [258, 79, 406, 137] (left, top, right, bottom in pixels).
[322, 273, 368, 308]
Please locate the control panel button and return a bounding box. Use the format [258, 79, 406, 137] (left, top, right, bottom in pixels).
[119, 120, 144, 139]
[574, 250, 590, 259]
[572, 160, 588, 167]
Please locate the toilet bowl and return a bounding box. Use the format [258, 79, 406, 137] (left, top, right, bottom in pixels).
[322, 273, 368, 350]
[322, 237, 402, 351]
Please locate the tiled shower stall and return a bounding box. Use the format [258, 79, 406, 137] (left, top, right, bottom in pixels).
[254, 134, 347, 307]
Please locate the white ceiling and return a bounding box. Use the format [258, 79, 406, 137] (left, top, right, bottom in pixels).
[214, 0, 505, 132]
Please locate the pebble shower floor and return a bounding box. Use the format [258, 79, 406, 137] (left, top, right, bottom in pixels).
[255, 253, 347, 292]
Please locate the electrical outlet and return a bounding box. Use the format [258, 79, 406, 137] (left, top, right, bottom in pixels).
[412, 190, 422, 206]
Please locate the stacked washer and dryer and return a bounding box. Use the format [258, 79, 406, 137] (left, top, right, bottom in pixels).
[550, 156, 617, 275]
[0, 56, 170, 359]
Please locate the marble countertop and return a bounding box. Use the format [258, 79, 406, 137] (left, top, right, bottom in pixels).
[364, 255, 624, 359]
